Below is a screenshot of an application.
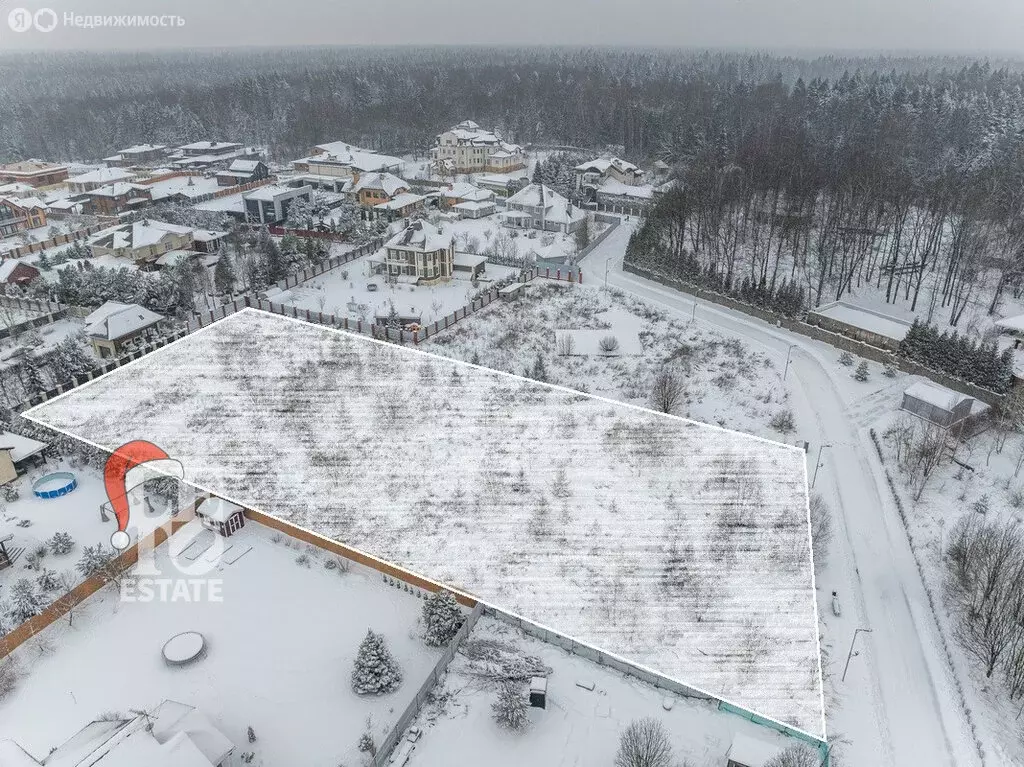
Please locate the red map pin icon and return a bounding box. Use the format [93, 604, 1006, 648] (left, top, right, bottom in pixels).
[103, 440, 175, 551]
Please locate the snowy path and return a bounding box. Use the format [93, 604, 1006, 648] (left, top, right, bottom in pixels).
[580, 221, 981, 766]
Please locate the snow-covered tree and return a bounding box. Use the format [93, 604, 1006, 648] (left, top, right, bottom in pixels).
[48, 531, 75, 555]
[763, 744, 820, 767]
[351, 629, 402, 695]
[491, 682, 529, 730]
[6, 578, 46, 624]
[614, 718, 673, 767]
[422, 590, 464, 647]
[213, 251, 237, 295]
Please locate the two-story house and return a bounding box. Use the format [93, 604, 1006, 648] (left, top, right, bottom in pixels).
[503, 183, 586, 234]
[102, 143, 170, 168]
[430, 121, 526, 175]
[67, 167, 138, 195]
[85, 182, 154, 215]
[379, 220, 455, 285]
[88, 219, 195, 266]
[215, 159, 270, 187]
[0, 160, 68, 188]
[243, 184, 312, 225]
[0, 197, 48, 237]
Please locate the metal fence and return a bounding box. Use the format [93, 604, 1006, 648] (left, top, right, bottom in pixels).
[373, 602, 486, 766]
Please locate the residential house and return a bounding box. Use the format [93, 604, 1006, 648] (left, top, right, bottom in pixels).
[0, 160, 69, 188]
[0, 197, 48, 237]
[0, 182, 38, 198]
[215, 159, 269, 187]
[0, 699, 233, 766]
[374, 192, 428, 222]
[594, 178, 654, 216]
[474, 173, 527, 198]
[102, 143, 170, 168]
[503, 183, 586, 234]
[84, 182, 154, 215]
[440, 182, 497, 218]
[0, 259, 41, 286]
[574, 155, 645, 191]
[293, 141, 405, 179]
[170, 141, 262, 171]
[88, 220, 195, 266]
[377, 220, 455, 284]
[243, 184, 312, 225]
[192, 229, 227, 253]
[0, 431, 48, 480]
[430, 120, 526, 174]
[67, 167, 138, 195]
[84, 301, 165, 358]
[353, 172, 410, 208]
[176, 141, 244, 158]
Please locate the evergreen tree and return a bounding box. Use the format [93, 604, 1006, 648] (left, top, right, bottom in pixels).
[263, 238, 286, 284]
[7, 578, 45, 624]
[213, 251, 237, 295]
[492, 683, 529, 730]
[19, 355, 46, 396]
[422, 590, 464, 647]
[351, 629, 402, 695]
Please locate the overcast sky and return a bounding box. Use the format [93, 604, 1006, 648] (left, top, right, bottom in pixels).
[0, 0, 1021, 54]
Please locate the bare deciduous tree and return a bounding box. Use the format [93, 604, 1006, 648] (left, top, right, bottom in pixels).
[763, 744, 821, 767]
[649, 370, 685, 414]
[808, 493, 833, 568]
[614, 718, 673, 767]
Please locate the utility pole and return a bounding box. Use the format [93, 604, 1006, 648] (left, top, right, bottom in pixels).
[783, 344, 796, 381]
[842, 627, 873, 682]
[604, 257, 612, 289]
[812, 443, 832, 489]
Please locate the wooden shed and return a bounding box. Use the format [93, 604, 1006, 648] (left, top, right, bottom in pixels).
[195, 496, 246, 537]
[901, 381, 974, 435]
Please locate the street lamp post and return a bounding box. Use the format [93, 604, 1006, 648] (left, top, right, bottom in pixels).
[842, 627, 873, 682]
[604, 257, 612, 290]
[811, 443, 832, 489]
[783, 344, 796, 381]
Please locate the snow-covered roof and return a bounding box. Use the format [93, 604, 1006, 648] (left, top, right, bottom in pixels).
[353, 172, 408, 197]
[575, 156, 643, 177]
[306, 142, 405, 173]
[0, 739, 40, 766]
[474, 173, 518, 187]
[440, 121, 523, 154]
[196, 496, 245, 523]
[177, 141, 242, 152]
[119, 143, 168, 155]
[385, 220, 454, 253]
[0, 196, 46, 212]
[192, 229, 227, 242]
[244, 184, 306, 203]
[453, 252, 489, 268]
[0, 430, 48, 463]
[0, 259, 37, 282]
[0, 160, 66, 175]
[597, 178, 654, 199]
[374, 192, 426, 211]
[84, 301, 164, 341]
[809, 301, 911, 343]
[0, 182, 36, 196]
[156, 250, 195, 267]
[226, 159, 261, 173]
[87, 182, 151, 198]
[506, 184, 585, 225]
[443, 182, 494, 202]
[903, 381, 973, 411]
[453, 200, 495, 212]
[68, 167, 136, 186]
[89, 220, 193, 252]
[726, 733, 786, 767]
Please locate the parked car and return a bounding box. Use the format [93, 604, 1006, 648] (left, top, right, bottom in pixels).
[367, 283, 379, 292]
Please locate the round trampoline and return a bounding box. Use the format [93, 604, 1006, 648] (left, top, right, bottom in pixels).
[33, 472, 78, 499]
[162, 631, 206, 666]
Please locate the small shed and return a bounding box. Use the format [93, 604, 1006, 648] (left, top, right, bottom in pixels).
[529, 676, 547, 709]
[195, 496, 246, 537]
[499, 282, 526, 302]
[901, 381, 974, 434]
[726, 733, 785, 767]
[0, 430, 48, 480]
[453, 252, 488, 279]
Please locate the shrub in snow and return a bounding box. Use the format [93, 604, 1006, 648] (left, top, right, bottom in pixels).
[0, 657, 20, 701]
[599, 335, 620, 353]
[1009, 487, 1024, 509]
[556, 333, 576, 356]
[357, 732, 376, 755]
[247, 726, 256, 743]
[491, 683, 529, 731]
[295, 553, 311, 567]
[614, 717, 673, 767]
[769, 409, 795, 434]
[838, 351, 854, 366]
[351, 629, 402, 695]
[1, 484, 19, 503]
[854, 361, 870, 381]
[7, 578, 46, 624]
[24, 545, 47, 571]
[36, 568, 61, 592]
[48, 531, 75, 556]
[883, 363, 898, 378]
[75, 544, 121, 583]
[971, 495, 989, 515]
[422, 589, 464, 647]
[649, 370, 685, 414]
[808, 494, 833, 568]
[763, 744, 820, 767]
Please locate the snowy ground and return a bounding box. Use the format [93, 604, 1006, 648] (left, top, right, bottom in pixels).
[405, 614, 816, 767]
[0, 221, 82, 255]
[427, 282, 799, 440]
[0, 520, 443, 767]
[0, 317, 89, 369]
[274, 253, 517, 325]
[25, 308, 821, 735]
[447, 214, 598, 265]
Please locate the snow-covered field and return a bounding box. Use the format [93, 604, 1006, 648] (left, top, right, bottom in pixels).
[25, 308, 822, 734]
[447, 214, 598, 265]
[0, 520, 443, 766]
[274, 253, 517, 324]
[427, 282, 799, 440]
[405, 614, 817, 767]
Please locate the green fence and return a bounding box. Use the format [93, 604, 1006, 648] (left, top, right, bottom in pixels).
[717, 700, 830, 765]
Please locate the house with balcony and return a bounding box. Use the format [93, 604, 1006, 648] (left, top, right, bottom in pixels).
[353, 172, 410, 208]
[376, 220, 455, 285]
[0, 197, 48, 237]
[215, 159, 269, 187]
[0, 160, 69, 189]
[84, 182, 154, 215]
[430, 120, 526, 175]
[503, 183, 586, 234]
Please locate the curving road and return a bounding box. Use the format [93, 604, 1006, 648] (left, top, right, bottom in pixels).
[580, 220, 980, 767]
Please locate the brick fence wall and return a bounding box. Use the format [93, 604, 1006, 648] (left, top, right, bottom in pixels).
[623, 262, 1005, 407]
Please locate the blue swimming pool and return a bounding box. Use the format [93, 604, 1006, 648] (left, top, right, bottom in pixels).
[33, 471, 78, 499]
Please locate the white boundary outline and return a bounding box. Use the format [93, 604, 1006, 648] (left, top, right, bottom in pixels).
[24, 306, 827, 741]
